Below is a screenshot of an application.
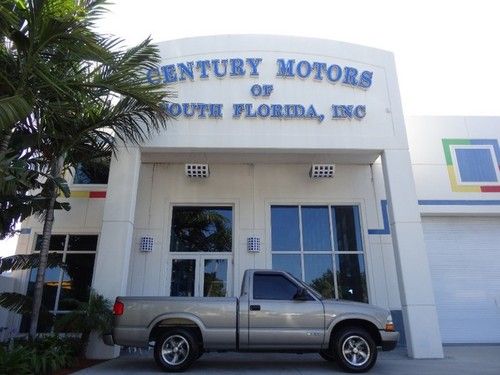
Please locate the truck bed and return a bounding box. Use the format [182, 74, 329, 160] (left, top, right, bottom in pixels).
[113, 296, 238, 349]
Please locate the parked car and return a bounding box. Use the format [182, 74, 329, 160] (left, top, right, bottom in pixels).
[104, 269, 399, 372]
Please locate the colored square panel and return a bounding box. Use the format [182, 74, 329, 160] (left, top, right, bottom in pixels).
[455, 148, 498, 182]
[442, 138, 500, 193]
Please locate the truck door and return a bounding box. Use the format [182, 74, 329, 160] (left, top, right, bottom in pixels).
[248, 272, 325, 349]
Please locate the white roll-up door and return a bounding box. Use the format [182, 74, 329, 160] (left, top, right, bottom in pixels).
[422, 216, 500, 343]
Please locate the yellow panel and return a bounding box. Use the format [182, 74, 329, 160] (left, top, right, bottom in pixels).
[68, 191, 90, 198]
[447, 166, 481, 192]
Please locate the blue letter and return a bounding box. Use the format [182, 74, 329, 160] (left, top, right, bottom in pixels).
[271, 104, 283, 118]
[212, 59, 228, 78]
[250, 84, 262, 97]
[161, 64, 177, 83]
[167, 103, 182, 117]
[177, 62, 194, 81]
[296, 60, 312, 78]
[233, 104, 245, 118]
[209, 104, 223, 118]
[197, 103, 209, 118]
[182, 103, 195, 117]
[262, 85, 274, 97]
[230, 58, 246, 76]
[146, 68, 161, 84]
[354, 105, 366, 119]
[312, 62, 327, 80]
[326, 64, 342, 82]
[196, 60, 211, 79]
[276, 59, 295, 77]
[358, 71, 373, 88]
[343, 67, 358, 86]
[246, 58, 262, 76]
[257, 104, 270, 117]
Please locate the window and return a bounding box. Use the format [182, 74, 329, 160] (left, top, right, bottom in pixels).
[21, 234, 98, 333]
[170, 206, 232, 252]
[271, 205, 368, 303]
[253, 273, 300, 300]
[73, 156, 110, 185]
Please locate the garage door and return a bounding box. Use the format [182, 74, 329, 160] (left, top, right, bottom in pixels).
[422, 217, 500, 343]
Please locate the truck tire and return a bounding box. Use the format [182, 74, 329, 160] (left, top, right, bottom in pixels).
[332, 326, 377, 373]
[154, 328, 199, 372]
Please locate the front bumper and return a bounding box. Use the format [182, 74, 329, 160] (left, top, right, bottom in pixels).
[379, 330, 399, 351]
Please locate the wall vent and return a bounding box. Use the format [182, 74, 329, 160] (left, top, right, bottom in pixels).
[139, 236, 154, 252]
[247, 237, 261, 253]
[185, 164, 210, 178]
[309, 164, 335, 178]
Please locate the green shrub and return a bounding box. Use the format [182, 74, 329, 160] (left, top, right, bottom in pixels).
[29, 336, 77, 375]
[0, 345, 33, 375]
[0, 335, 79, 375]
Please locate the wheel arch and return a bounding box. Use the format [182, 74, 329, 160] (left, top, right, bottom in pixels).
[148, 313, 205, 347]
[328, 317, 382, 346]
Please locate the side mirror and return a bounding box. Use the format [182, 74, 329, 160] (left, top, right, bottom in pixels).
[293, 287, 309, 301]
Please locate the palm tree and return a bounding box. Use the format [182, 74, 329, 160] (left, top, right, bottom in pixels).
[0, 0, 172, 337]
[54, 290, 113, 355]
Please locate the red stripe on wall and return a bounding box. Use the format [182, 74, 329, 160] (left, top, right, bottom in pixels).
[480, 186, 500, 192]
[89, 191, 107, 198]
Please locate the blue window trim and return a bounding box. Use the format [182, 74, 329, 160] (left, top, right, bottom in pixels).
[367, 200, 390, 235]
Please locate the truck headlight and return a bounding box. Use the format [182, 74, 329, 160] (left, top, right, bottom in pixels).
[385, 314, 395, 332]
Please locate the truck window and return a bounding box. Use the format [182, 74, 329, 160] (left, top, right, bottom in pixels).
[253, 273, 299, 300]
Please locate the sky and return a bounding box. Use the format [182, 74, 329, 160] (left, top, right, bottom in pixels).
[1, 0, 499, 257]
[96, 0, 500, 116]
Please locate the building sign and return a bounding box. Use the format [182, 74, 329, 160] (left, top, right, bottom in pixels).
[147, 57, 372, 123]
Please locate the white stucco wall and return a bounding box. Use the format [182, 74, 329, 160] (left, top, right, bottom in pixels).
[126, 162, 398, 310]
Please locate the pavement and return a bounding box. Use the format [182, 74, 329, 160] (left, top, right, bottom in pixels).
[74, 345, 500, 374]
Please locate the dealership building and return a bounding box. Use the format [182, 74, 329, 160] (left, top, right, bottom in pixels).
[8, 35, 500, 359]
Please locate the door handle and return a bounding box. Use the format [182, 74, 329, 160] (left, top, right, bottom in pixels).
[249, 304, 261, 311]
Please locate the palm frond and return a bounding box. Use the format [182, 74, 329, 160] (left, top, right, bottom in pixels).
[0, 95, 32, 131]
[0, 292, 33, 315]
[0, 252, 63, 273]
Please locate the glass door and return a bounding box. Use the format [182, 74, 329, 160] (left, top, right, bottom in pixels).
[169, 255, 230, 297]
[167, 206, 233, 297]
[170, 258, 197, 297]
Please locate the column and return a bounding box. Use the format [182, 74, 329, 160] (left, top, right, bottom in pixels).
[382, 149, 443, 358]
[86, 145, 141, 359]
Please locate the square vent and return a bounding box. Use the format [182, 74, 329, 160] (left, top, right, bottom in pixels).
[185, 164, 210, 178]
[247, 237, 261, 252]
[310, 164, 335, 178]
[139, 236, 154, 252]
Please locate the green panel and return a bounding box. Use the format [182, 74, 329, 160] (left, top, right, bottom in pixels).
[442, 139, 470, 165]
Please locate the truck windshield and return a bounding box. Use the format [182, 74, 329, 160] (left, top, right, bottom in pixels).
[289, 274, 324, 300]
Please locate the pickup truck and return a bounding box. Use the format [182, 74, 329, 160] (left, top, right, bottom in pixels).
[104, 269, 399, 373]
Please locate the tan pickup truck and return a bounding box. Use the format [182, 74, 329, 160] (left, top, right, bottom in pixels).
[104, 269, 399, 373]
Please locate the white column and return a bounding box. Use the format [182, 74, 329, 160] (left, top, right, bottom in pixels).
[382, 149, 443, 359]
[87, 145, 141, 359]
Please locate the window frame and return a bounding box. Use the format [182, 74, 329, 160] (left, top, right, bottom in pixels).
[29, 233, 98, 316]
[269, 203, 368, 302]
[168, 204, 235, 254]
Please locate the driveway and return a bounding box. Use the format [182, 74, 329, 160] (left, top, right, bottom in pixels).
[75, 345, 500, 374]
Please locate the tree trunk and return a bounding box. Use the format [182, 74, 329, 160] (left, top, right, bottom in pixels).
[29, 155, 64, 339]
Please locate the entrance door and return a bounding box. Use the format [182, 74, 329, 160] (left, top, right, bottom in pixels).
[169, 255, 231, 297]
[167, 206, 233, 297]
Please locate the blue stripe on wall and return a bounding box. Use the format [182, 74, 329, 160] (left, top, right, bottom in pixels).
[418, 200, 500, 206]
[367, 199, 500, 235]
[368, 200, 390, 235]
